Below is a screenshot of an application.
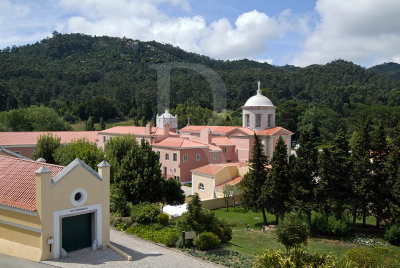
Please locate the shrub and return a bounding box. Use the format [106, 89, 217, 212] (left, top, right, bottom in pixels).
[164, 232, 178, 247]
[125, 224, 175, 244]
[384, 223, 400, 245]
[175, 236, 193, 248]
[130, 202, 160, 224]
[311, 212, 351, 237]
[276, 213, 310, 251]
[253, 248, 336, 268]
[213, 219, 232, 243]
[115, 222, 125, 231]
[158, 213, 169, 226]
[193, 232, 221, 250]
[345, 247, 400, 267]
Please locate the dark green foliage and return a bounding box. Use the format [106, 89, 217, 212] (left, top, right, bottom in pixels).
[2, 34, 400, 142]
[53, 138, 103, 169]
[384, 223, 400, 245]
[125, 224, 175, 244]
[263, 136, 291, 221]
[386, 125, 400, 221]
[241, 134, 269, 225]
[84, 116, 95, 131]
[311, 212, 352, 237]
[32, 133, 61, 164]
[276, 213, 310, 251]
[158, 213, 169, 226]
[110, 185, 130, 217]
[350, 124, 373, 227]
[370, 123, 389, 227]
[175, 236, 192, 248]
[99, 117, 105, 130]
[0, 106, 71, 131]
[170, 103, 213, 129]
[193, 232, 221, 250]
[253, 248, 336, 268]
[213, 219, 232, 243]
[163, 178, 185, 206]
[291, 130, 318, 221]
[164, 232, 178, 247]
[113, 139, 164, 204]
[316, 129, 352, 219]
[130, 202, 160, 224]
[345, 247, 400, 268]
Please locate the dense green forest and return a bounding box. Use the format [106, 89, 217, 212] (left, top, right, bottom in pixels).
[1, 32, 400, 142]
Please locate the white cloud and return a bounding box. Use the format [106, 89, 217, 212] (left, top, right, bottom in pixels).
[292, 0, 400, 67]
[58, 1, 283, 60]
[255, 58, 274, 65]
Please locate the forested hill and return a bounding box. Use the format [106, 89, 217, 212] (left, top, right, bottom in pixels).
[1, 33, 400, 142]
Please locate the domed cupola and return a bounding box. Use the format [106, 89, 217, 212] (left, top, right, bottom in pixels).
[156, 109, 178, 130]
[242, 81, 276, 131]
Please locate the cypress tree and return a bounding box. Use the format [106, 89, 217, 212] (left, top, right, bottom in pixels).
[85, 116, 95, 131]
[291, 130, 318, 223]
[371, 123, 389, 228]
[241, 134, 269, 225]
[99, 117, 106, 130]
[316, 129, 352, 219]
[350, 124, 372, 227]
[387, 125, 400, 221]
[263, 136, 291, 222]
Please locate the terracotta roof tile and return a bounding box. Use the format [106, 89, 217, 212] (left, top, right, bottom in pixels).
[257, 127, 294, 136]
[99, 126, 178, 136]
[0, 155, 64, 211]
[0, 131, 98, 146]
[216, 176, 243, 189]
[191, 162, 246, 176]
[153, 137, 208, 149]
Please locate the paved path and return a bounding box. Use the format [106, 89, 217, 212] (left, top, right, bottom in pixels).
[0, 253, 51, 268]
[42, 229, 222, 268]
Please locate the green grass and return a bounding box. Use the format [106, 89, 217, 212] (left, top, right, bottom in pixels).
[212, 206, 400, 263]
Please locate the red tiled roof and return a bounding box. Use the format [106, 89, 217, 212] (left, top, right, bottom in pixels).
[192, 162, 246, 176]
[216, 176, 243, 189]
[191, 137, 234, 146]
[180, 126, 240, 134]
[0, 155, 64, 211]
[153, 137, 208, 149]
[99, 126, 178, 136]
[257, 127, 294, 136]
[0, 131, 98, 146]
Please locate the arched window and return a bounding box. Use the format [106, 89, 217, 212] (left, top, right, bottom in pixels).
[198, 183, 205, 191]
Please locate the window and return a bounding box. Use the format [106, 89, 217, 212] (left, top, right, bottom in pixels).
[163, 167, 167, 176]
[165, 153, 169, 160]
[103, 136, 106, 143]
[245, 114, 250, 127]
[183, 154, 188, 162]
[173, 153, 177, 161]
[223, 147, 227, 154]
[199, 183, 205, 191]
[256, 114, 261, 128]
[157, 151, 160, 157]
[177, 176, 180, 182]
[196, 154, 201, 161]
[174, 168, 176, 173]
[213, 153, 218, 160]
[268, 114, 272, 128]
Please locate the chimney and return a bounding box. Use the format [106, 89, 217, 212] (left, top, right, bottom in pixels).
[163, 123, 170, 136]
[145, 123, 151, 135]
[200, 128, 212, 144]
[97, 161, 111, 245]
[36, 157, 46, 163]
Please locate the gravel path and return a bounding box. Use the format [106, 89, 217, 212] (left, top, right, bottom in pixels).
[42, 229, 222, 268]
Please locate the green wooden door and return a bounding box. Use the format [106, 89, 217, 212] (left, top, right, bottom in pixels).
[62, 213, 92, 252]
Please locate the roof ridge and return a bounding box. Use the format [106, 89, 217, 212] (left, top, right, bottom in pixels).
[0, 154, 64, 168]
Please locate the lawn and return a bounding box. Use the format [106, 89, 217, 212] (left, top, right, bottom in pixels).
[212, 206, 400, 262]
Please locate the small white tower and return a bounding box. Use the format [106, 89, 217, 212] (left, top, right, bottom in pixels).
[156, 110, 178, 130]
[242, 81, 276, 131]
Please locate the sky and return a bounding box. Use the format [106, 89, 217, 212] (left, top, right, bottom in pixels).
[1, 0, 400, 67]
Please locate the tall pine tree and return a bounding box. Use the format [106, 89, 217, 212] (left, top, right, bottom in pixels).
[371, 123, 389, 228]
[263, 136, 291, 221]
[385, 124, 400, 221]
[291, 130, 318, 222]
[350, 124, 373, 227]
[241, 134, 269, 225]
[316, 129, 352, 219]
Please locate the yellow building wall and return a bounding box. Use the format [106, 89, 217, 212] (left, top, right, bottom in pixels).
[0, 222, 42, 261]
[192, 173, 214, 200]
[214, 166, 239, 186]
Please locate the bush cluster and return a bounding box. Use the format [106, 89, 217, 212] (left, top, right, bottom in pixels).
[193, 232, 221, 250]
[384, 223, 400, 245]
[130, 202, 160, 224]
[158, 213, 169, 226]
[311, 212, 351, 237]
[125, 224, 175, 244]
[164, 232, 178, 247]
[276, 213, 310, 251]
[345, 246, 400, 267]
[253, 248, 336, 268]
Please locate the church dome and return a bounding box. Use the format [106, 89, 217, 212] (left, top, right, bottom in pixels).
[159, 109, 176, 118]
[243, 89, 274, 107]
